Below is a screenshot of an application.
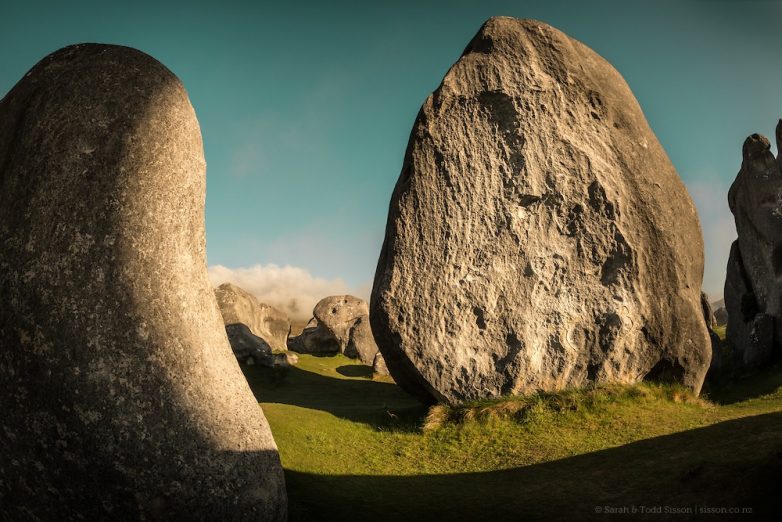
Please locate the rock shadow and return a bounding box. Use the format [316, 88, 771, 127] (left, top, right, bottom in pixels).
[707, 361, 782, 405]
[336, 364, 374, 378]
[241, 362, 425, 431]
[285, 412, 782, 521]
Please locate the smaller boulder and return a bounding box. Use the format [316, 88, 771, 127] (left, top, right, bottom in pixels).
[700, 292, 717, 330]
[373, 352, 389, 376]
[288, 295, 380, 365]
[215, 283, 290, 353]
[226, 323, 274, 367]
[345, 317, 379, 366]
[288, 317, 340, 354]
[225, 324, 297, 368]
[714, 307, 728, 327]
[700, 292, 721, 379]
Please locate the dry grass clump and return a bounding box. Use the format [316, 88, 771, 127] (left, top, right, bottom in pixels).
[423, 382, 708, 431]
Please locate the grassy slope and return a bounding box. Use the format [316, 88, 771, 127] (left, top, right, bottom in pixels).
[242, 355, 782, 521]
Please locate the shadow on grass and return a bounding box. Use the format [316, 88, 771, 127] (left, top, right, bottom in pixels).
[285, 412, 782, 521]
[241, 363, 426, 431]
[336, 364, 374, 378]
[707, 361, 782, 405]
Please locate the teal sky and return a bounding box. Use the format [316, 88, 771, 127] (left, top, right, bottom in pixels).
[2, 0, 781, 302]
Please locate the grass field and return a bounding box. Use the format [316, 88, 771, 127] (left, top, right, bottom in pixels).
[242, 354, 782, 521]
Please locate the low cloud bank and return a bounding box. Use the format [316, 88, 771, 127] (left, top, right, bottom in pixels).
[208, 264, 370, 322]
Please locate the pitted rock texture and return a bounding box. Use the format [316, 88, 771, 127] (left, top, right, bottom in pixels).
[371, 17, 710, 405]
[725, 125, 782, 370]
[0, 45, 286, 520]
[215, 282, 291, 354]
[288, 295, 380, 365]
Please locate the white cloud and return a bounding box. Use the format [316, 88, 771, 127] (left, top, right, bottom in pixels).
[208, 264, 370, 322]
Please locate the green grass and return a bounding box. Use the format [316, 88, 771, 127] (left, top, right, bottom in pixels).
[242, 355, 782, 521]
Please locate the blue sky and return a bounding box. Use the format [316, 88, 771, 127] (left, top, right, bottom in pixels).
[2, 0, 780, 309]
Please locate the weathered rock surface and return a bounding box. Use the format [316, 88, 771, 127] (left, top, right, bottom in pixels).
[215, 282, 290, 353]
[288, 295, 380, 365]
[370, 17, 711, 405]
[227, 324, 298, 368]
[226, 323, 273, 366]
[725, 126, 782, 370]
[373, 352, 390, 376]
[701, 293, 717, 330]
[0, 45, 286, 519]
[701, 292, 723, 378]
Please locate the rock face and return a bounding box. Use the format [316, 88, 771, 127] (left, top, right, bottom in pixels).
[370, 17, 711, 405]
[373, 352, 390, 376]
[725, 126, 782, 370]
[700, 293, 717, 330]
[226, 323, 274, 365]
[714, 306, 728, 327]
[701, 292, 723, 378]
[0, 45, 286, 519]
[215, 282, 291, 357]
[288, 295, 379, 365]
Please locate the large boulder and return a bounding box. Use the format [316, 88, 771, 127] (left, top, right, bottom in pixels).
[370, 17, 711, 405]
[725, 126, 782, 370]
[214, 282, 291, 355]
[0, 45, 286, 519]
[288, 295, 379, 365]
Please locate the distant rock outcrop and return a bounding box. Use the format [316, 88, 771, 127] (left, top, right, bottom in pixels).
[0, 45, 286, 519]
[373, 352, 390, 376]
[288, 295, 380, 366]
[701, 292, 723, 378]
[725, 125, 782, 370]
[226, 323, 297, 367]
[370, 17, 711, 405]
[214, 282, 296, 367]
[714, 306, 728, 327]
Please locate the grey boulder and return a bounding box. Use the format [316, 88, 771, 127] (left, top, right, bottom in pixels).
[0, 45, 286, 519]
[288, 295, 380, 365]
[701, 292, 722, 378]
[725, 127, 782, 370]
[215, 282, 291, 353]
[714, 307, 728, 327]
[373, 352, 390, 376]
[371, 17, 711, 405]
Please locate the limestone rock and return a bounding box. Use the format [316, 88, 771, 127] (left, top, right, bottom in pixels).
[373, 352, 390, 376]
[314, 295, 370, 351]
[287, 317, 340, 354]
[0, 45, 286, 519]
[226, 323, 274, 366]
[714, 307, 728, 327]
[345, 316, 380, 365]
[725, 127, 782, 370]
[288, 295, 379, 364]
[700, 292, 717, 330]
[701, 292, 722, 378]
[215, 282, 290, 353]
[370, 17, 711, 405]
